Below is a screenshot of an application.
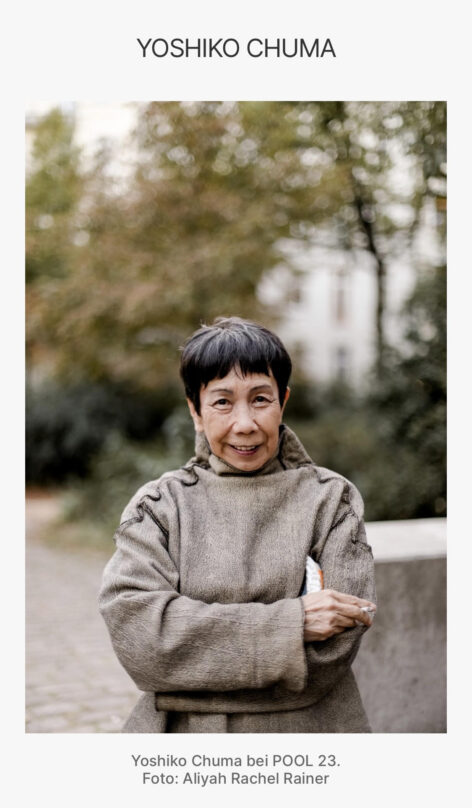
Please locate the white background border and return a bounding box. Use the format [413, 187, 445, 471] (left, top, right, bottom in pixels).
[5, 1, 469, 804]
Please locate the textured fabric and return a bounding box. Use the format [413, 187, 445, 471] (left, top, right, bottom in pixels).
[99, 424, 376, 732]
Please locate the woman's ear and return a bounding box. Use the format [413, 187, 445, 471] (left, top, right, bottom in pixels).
[281, 386, 290, 417]
[186, 398, 204, 432]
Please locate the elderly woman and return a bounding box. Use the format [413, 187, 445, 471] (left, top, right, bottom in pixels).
[99, 317, 376, 733]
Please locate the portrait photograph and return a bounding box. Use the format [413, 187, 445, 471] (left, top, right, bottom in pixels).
[25, 99, 446, 736]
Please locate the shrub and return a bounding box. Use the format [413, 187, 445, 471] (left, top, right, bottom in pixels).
[25, 380, 182, 484]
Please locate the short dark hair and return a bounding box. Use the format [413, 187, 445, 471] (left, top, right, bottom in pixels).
[180, 317, 292, 415]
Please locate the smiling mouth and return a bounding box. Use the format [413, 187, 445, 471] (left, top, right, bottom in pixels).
[229, 444, 261, 455]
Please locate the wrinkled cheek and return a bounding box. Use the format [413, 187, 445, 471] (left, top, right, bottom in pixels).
[209, 433, 227, 457]
[207, 437, 222, 456]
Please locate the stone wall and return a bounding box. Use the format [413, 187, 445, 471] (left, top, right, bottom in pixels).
[353, 518, 446, 733]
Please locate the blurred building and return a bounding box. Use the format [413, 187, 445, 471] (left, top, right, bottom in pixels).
[259, 244, 379, 387]
[261, 212, 444, 390]
[259, 191, 444, 389]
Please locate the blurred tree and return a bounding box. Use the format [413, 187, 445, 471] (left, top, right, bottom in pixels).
[362, 264, 447, 517]
[280, 101, 446, 371]
[26, 108, 82, 282]
[26, 107, 84, 371]
[27, 101, 326, 389]
[26, 101, 446, 389]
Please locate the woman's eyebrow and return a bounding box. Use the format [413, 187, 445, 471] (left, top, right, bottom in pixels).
[208, 384, 274, 395]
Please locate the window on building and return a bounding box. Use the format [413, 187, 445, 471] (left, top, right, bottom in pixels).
[335, 285, 346, 322]
[335, 346, 349, 382]
[333, 269, 349, 323]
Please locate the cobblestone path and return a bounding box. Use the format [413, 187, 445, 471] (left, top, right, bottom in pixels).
[26, 498, 138, 733]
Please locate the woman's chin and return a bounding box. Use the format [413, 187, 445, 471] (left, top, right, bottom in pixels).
[225, 446, 267, 471]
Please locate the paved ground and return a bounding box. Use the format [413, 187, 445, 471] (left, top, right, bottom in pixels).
[26, 497, 138, 733]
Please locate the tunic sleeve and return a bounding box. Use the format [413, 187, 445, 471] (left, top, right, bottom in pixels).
[304, 481, 376, 701]
[98, 495, 307, 695]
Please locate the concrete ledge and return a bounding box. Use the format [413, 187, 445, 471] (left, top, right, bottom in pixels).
[366, 518, 446, 562]
[353, 518, 446, 733]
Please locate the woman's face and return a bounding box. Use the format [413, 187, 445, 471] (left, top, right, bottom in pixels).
[187, 367, 290, 472]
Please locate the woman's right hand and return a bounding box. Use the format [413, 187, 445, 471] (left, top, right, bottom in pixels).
[301, 589, 376, 642]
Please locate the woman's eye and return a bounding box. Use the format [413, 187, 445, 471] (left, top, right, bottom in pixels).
[254, 396, 271, 404]
[214, 398, 230, 407]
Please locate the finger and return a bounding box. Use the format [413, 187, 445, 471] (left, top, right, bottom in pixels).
[331, 591, 376, 610]
[355, 609, 373, 627]
[329, 625, 347, 636]
[335, 602, 375, 620]
[335, 609, 372, 626]
[314, 625, 347, 640]
[332, 606, 373, 628]
[332, 614, 358, 628]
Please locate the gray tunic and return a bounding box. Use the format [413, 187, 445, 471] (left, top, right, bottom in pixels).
[99, 425, 376, 732]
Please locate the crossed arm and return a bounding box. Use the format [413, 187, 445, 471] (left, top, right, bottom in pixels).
[99, 490, 376, 698]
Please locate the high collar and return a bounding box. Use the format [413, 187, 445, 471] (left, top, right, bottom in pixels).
[192, 424, 313, 477]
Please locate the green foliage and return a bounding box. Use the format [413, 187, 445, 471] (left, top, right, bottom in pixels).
[26, 381, 182, 484]
[292, 266, 446, 520]
[26, 108, 83, 284]
[27, 108, 81, 214]
[365, 265, 447, 517]
[60, 432, 188, 540]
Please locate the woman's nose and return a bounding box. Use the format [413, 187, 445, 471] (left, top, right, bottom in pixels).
[232, 404, 257, 433]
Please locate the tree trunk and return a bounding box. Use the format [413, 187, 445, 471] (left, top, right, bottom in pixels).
[353, 190, 386, 375]
[330, 99, 386, 376]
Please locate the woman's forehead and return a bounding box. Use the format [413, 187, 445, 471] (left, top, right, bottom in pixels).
[203, 367, 276, 393]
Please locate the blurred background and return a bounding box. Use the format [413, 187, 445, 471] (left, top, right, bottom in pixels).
[25, 101, 446, 732]
[26, 100, 446, 537]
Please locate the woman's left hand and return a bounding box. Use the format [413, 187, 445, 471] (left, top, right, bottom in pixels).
[301, 589, 376, 641]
